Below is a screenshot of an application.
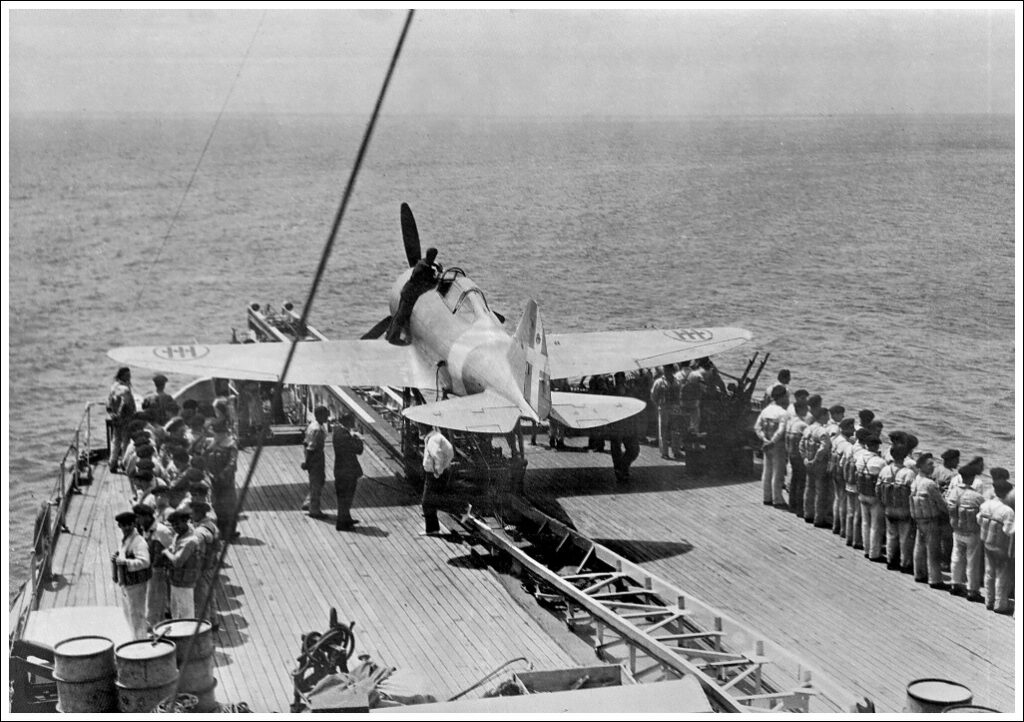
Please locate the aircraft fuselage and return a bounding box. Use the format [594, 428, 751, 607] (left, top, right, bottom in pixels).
[388, 268, 537, 419]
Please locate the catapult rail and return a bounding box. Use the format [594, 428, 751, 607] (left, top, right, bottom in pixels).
[453, 497, 867, 714]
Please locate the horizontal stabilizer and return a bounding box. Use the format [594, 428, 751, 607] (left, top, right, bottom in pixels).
[402, 390, 523, 434]
[549, 392, 646, 430]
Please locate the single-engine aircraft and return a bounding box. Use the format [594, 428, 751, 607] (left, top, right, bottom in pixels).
[108, 204, 752, 434]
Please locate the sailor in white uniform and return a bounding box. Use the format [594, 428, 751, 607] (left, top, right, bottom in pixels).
[112, 510, 151, 640]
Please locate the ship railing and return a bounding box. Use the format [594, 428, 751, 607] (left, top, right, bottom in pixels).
[13, 402, 99, 640]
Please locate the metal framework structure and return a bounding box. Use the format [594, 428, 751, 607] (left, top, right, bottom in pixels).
[452, 497, 865, 714]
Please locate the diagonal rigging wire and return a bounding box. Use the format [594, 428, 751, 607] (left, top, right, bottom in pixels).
[171, 10, 416, 707]
[134, 10, 267, 307]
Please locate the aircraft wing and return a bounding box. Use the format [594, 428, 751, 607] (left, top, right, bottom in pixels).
[107, 340, 438, 389]
[550, 392, 646, 430]
[402, 390, 522, 434]
[547, 326, 752, 380]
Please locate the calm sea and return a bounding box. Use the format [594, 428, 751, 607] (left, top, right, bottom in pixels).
[7, 113, 1016, 603]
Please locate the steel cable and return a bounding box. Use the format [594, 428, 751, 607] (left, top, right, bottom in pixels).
[171, 10, 415, 711]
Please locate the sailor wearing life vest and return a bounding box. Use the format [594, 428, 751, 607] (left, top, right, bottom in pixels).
[877, 432, 916, 572]
[802, 407, 833, 528]
[948, 456, 985, 494]
[946, 465, 986, 602]
[932, 448, 961, 493]
[162, 509, 201, 619]
[978, 470, 1015, 614]
[843, 428, 869, 549]
[762, 369, 790, 408]
[795, 408, 816, 520]
[910, 453, 949, 589]
[112, 510, 151, 639]
[829, 417, 855, 539]
[855, 434, 886, 562]
[202, 418, 239, 541]
[805, 394, 823, 426]
[134, 503, 173, 632]
[932, 448, 960, 569]
[144, 484, 174, 525]
[191, 501, 222, 627]
[785, 401, 809, 517]
[825, 405, 845, 535]
[677, 362, 704, 437]
[650, 366, 681, 460]
[755, 385, 790, 507]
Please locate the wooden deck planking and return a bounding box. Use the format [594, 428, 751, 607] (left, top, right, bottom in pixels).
[238, 447, 445, 692]
[521, 439, 1016, 713]
[209, 476, 297, 711]
[33, 420, 1014, 713]
[223, 447, 397, 710]
[51, 471, 107, 607]
[36, 432, 583, 712]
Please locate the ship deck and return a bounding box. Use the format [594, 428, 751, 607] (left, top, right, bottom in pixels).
[33, 436, 588, 712]
[521, 440, 1017, 713]
[32, 426, 1016, 713]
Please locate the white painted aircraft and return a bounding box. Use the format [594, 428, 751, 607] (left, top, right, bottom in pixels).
[108, 204, 752, 434]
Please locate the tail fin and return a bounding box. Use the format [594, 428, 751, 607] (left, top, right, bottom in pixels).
[509, 299, 551, 422]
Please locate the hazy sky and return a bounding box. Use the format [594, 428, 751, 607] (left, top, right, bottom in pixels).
[6, 6, 1019, 116]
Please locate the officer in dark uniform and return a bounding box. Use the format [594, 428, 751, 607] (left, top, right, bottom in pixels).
[608, 372, 641, 483]
[332, 412, 364, 531]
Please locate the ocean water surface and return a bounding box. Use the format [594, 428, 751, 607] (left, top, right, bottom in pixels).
[7, 113, 1016, 602]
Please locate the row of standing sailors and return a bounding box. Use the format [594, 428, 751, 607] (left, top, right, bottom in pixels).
[755, 383, 1015, 615]
[112, 500, 221, 641]
[108, 371, 237, 638]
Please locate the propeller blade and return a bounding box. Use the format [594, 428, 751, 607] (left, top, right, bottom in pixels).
[494, 311, 506, 324]
[400, 202, 421, 268]
[361, 316, 393, 340]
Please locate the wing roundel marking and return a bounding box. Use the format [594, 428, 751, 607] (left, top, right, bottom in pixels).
[153, 345, 210, 361]
[663, 329, 713, 342]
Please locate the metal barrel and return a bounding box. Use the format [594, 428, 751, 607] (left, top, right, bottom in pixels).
[152, 618, 218, 711]
[115, 676, 180, 713]
[52, 636, 117, 712]
[114, 638, 179, 712]
[905, 679, 973, 713]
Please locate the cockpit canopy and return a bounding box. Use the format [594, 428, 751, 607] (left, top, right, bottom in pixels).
[437, 268, 491, 321]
